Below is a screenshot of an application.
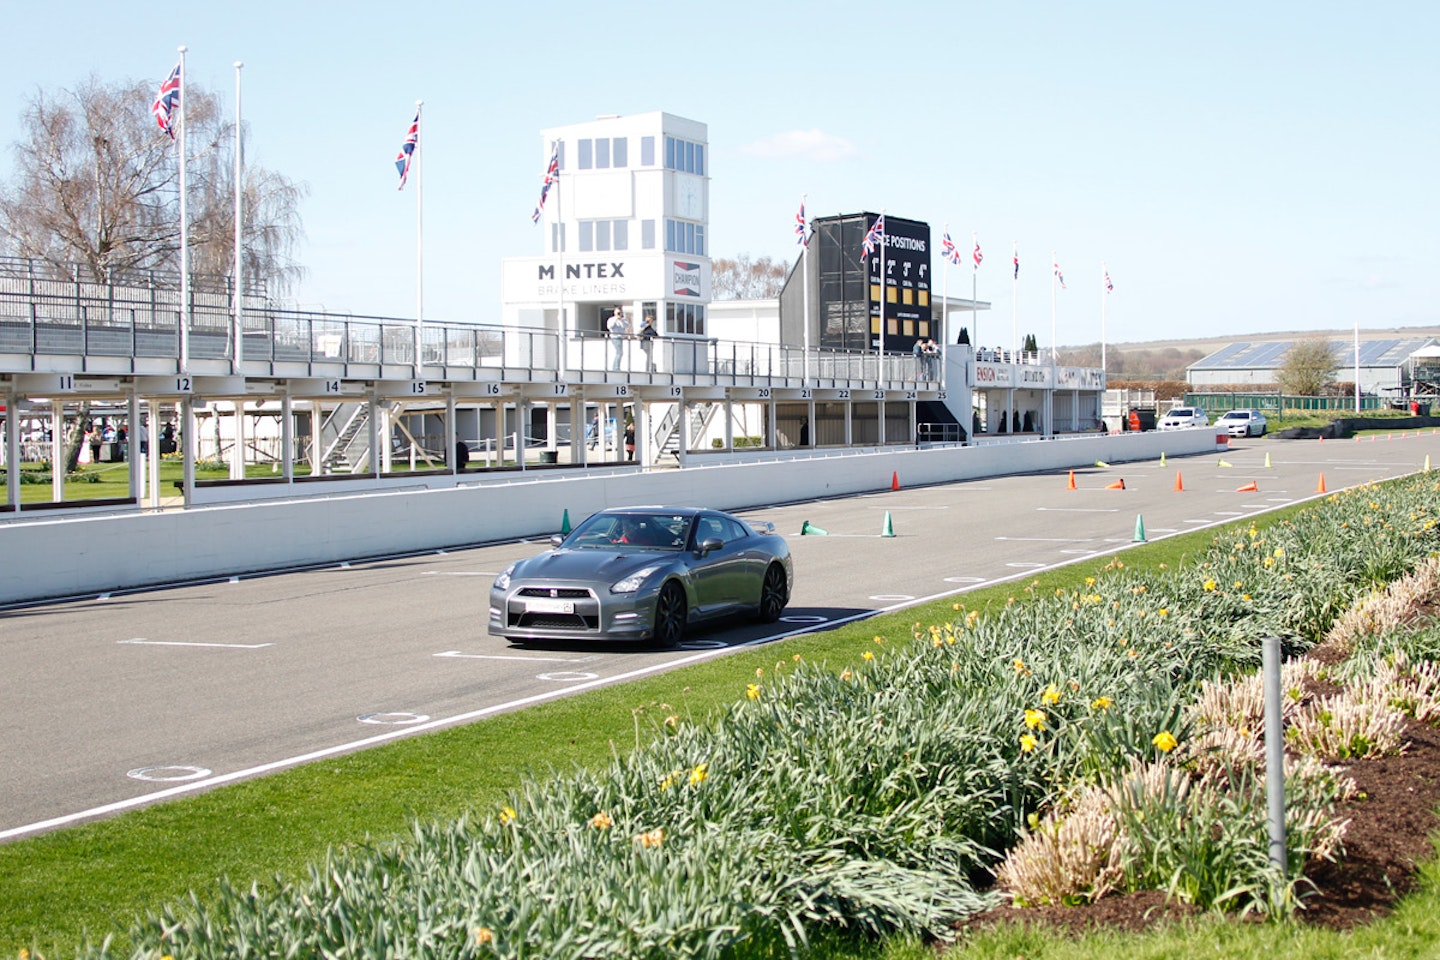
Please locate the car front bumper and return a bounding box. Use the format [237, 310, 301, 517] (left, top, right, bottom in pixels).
[488, 581, 661, 641]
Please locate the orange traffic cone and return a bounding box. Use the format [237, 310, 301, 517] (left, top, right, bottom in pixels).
[1067, 470, 1077, 490]
[1174, 471, 1185, 492]
[1236, 481, 1259, 492]
[891, 471, 900, 491]
[1316, 473, 1327, 493]
[1106, 479, 1126, 490]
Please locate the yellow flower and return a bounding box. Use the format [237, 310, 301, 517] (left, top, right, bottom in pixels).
[689, 763, 709, 786]
[499, 806, 517, 825]
[1153, 731, 1178, 753]
[841, 668, 854, 682]
[873, 635, 885, 644]
[475, 927, 494, 946]
[746, 684, 761, 700]
[635, 828, 665, 848]
[792, 653, 802, 662]
[1013, 658, 1026, 674]
[1024, 708, 1047, 731]
[1158, 608, 1169, 617]
[664, 714, 680, 728]
[590, 811, 614, 830]
[952, 602, 963, 610]
[660, 773, 678, 791]
[1085, 576, 1096, 586]
[1019, 734, 1038, 753]
[756, 667, 765, 678]
[966, 610, 981, 628]
[1233, 580, 1243, 589]
[1273, 547, 1285, 558]
[1203, 578, 1217, 591]
[863, 650, 875, 661]
[1091, 696, 1114, 711]
[1041, 683, 1061, 706]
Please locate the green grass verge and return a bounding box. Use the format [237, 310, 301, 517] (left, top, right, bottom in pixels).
[0, 497, 1434, 959]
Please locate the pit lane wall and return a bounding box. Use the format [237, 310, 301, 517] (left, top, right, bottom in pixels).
[0, 428, 1222, 605]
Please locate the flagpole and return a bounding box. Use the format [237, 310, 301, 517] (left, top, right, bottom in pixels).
[177, 45, 189, 371]
[555, 146, 566, 373]
[1050, 251, 1059, 367]
[877, 210, 886, 378]
[414, 99, 423, 377]
[1011, 242, 1018, 361]
[941, 224, 950, 360]
[971, 231, 979, 355]
[233, 61, 243, 375]
[1100, 261, 1107, 376]
[800, 195, 810, 385]
[1354, 320, 1361, 412]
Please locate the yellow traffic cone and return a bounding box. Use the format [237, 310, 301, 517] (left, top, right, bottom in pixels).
[1264, 451, 1272, 468]
[1095, 460, 1111, 468]
[1160, 451, 1167, 467]
[1217, 458, 1233, 468]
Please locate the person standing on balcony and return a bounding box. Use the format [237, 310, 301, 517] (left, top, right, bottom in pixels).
[638, 314, 658, 372]
[607, 307, 628, 371]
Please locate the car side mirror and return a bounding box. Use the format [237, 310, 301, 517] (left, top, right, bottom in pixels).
[550, 534, 565, 548]
[697, 537, 723, 556]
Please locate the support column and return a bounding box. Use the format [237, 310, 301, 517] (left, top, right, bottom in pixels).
[843, 397, 853, 448]
[147, 403, 161, 507]
[571, 396, 586, 467]
[367, 394, 381, 477]
[128, 392, 142, 502]
[635, 397, 649, 466]
[677, 400, 689, 466]
[723, 395, 734, 451]
[181, 395, 196, 505]
[230, 399, 246, 480]
[909, 397, 918, 446]
[309, 400, 322, 475]
[545, 402, 558, 456]
[446, 391, 458, 474]
[767, 396, 777, 449]
[5, 391, 19, 511]
[281, 393, 294, 482]
[49, 403, 63, 503]
[877, 397, 886, 446]
[806, 397, 816, 447]
[519, 398, 532, 467]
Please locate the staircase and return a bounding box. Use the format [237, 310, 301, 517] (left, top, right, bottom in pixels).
[651, 402, 718, 460]
[319, 403, 371, 473]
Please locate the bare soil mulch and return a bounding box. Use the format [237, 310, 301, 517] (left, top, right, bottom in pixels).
[957, 708, 1440, 938]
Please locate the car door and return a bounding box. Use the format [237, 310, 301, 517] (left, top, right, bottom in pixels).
[687, 514, 750, 617]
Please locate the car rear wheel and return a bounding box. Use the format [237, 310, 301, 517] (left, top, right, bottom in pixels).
[653, 582, 687, 646]
[757, 563, 789, 623]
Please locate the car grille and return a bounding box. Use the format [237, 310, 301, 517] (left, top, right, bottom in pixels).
[506, 586, 601, 632]
[517, 587, 591, 599]
[516, 612, 600, 629]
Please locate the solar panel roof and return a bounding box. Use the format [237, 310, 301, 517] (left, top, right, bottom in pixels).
[1191, 338, 1435, 371]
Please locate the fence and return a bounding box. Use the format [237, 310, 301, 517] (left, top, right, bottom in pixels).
[1184, 392, 1388, 417]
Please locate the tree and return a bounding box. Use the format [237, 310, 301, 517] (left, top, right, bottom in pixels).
[710, 253, 790, 300]
[0, 75, 307, 292]
[1276, 338, 1339, 396]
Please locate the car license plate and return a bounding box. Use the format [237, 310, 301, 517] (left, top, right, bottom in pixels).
[525, 598, 575, 614]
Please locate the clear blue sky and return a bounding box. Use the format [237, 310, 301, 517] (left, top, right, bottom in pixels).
[1, 1, 1434, 348]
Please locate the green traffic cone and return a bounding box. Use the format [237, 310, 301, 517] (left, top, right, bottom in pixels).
[801, 520, 829, 536]
[1133, 514, 1147, 542]
[881, 511, 895, 538]
[560, 509, 572, 535]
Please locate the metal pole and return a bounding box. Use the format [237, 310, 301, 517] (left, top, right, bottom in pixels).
[1263, 634, 1287, 873]
[233, 61, 244, 374]
[177, 45, 190, 371]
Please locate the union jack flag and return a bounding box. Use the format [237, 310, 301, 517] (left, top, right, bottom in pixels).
[152, 61, 181, 140]
[1105, 267, 1114, 293]
[939, 231, 962, 266]
[859, 213, 885, 262]
[395, 110, 419, 190]
[972, 235, 983, 268]
[1013, 244, 1019, 279]
[1053, 258, 1066, 289]
[794, 198, 808, 247]
[531, 141, 560, 223]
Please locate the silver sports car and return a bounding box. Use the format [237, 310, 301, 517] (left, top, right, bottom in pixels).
[489, 506, 793, 644]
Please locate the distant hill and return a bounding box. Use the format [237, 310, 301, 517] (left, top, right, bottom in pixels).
[1059, 325, 1440, 380]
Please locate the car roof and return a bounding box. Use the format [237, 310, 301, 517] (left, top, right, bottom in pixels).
[596, 506, 711, 517]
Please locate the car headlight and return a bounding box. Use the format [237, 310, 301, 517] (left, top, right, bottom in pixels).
[494, 564, 516, 590]
[612, 565, 662, 594]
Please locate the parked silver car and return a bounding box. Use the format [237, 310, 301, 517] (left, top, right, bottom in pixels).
[1217, 409, 1268, 437]
[489, 507, 793, 645]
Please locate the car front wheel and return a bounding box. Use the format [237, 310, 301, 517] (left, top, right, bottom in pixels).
[757, 563, 789, 623]
[653, 581, 687, 646]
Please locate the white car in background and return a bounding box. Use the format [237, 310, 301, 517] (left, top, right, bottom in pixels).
[1157, 406, 1209, 430]
[1217, 409, 1268, 437]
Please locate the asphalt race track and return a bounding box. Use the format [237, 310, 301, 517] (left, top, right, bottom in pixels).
[2, 433, 1436, 840]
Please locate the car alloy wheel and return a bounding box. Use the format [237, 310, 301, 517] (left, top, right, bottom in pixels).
[757, 564, 789, 623]
[653, 581, 687, 645]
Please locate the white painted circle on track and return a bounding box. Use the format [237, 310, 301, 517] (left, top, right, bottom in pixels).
[779, 615, 827, 623]
[679, 639, 728, 649]
[536, 671, 600, 683]
[127, 765, 212, 783]
[1059, 549, 1098, 555]
[943, 576, 987, 584]
[1007, 562, 1046, 568]
[358, 712, 431, 726]
[870, 594, 914, 602]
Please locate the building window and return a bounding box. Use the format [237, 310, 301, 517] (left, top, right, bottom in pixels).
[664, 136, 706, 175]
[640, 136, 654, 166]
[613, 220, 628, 251]
[577, 138, 593, 170]
[664, 219, 705, 256]
[641, 219, 655, 249]
[666, 302, 706, 336]
[550, 222, 566, 253]
[612, 137, 627, 167]
[578, 219, 629, 253]
[595, 220, 611, 252]
[578, 221, 594, 253]
[596, 138, 610, 169]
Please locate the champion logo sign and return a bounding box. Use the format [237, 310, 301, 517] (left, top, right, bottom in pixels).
[672, 260, 701, 297]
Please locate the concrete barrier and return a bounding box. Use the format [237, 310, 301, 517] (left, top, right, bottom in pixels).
[0, 429, 1213, 605]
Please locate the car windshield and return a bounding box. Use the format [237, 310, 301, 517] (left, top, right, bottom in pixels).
[1220, 412, 1246, 420]
[563, 513, 693, 550]
[1168, 409, 1196, 417]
